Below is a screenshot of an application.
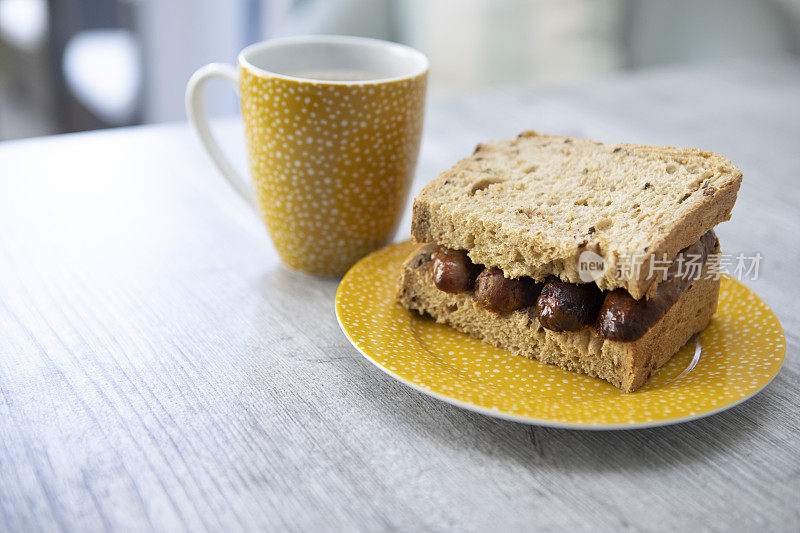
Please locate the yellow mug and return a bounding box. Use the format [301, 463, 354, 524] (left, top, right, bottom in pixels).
[186, 35, 428, 276]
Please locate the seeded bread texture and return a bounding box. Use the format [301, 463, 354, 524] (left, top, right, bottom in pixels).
[411, 131, 741, 299]
[396, 243, 721, 393]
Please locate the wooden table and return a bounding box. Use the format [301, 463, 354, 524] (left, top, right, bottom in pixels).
[1, 61, 798, 532]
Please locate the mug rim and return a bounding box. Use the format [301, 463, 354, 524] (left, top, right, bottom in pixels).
[238, 34, 429, 85]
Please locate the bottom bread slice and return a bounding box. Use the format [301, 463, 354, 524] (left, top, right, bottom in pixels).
[396, 244, 720, 392]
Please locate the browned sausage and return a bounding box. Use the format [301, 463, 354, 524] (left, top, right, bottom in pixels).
[598, 229, 718, 341]
[536, 277, 604, 332]
[596, 289, 672, 342]
[667, 229, 717, 292]
[474, 268, 542, 313]
[429, 246, 481, 293]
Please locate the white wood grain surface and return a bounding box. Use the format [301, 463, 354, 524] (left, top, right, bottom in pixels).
[0, 60, 798, 532]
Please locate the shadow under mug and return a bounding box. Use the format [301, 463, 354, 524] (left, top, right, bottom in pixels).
[186, 35, 429, 276]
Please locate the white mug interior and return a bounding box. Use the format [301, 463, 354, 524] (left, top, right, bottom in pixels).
[238, 35, 429, 83]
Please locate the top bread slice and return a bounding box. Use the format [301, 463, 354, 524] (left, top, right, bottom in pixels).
[411, 131, 742, 299]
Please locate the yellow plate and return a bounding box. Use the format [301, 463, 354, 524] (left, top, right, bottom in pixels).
[336, 241, 786, 429]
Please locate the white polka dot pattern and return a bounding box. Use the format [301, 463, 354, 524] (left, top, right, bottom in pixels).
[336, 241, 786, 428]
[240, 67, 427, 275]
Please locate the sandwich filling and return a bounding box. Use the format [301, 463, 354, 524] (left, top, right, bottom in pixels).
[427, 230, 717, 342]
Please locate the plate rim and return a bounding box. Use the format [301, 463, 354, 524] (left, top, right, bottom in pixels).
[335, 241, 786, 430]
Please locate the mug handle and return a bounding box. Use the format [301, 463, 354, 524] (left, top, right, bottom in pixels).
[185, 63, 258, 211]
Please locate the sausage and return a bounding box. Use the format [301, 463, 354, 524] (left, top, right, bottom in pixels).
[536, 277, 604, 332]
[596, 289, 672, 341]
[429, 246, 481, 293]
[665, 229, 717, 292]
[474, 268, 542, 313]
[597, 229, 718, 341]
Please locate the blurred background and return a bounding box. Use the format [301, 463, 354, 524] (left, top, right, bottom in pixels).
[1, 0, 799, 141]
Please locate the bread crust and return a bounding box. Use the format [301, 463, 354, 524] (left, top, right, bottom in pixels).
[411, 131, 740, 299]
[396, 243, 721, 393]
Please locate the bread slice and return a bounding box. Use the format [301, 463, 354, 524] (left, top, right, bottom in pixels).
[411, 131, 741, 299]
[396, 243, 721, 392]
